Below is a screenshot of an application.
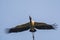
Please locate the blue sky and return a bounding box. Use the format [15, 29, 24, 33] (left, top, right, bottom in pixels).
[0, 0, 60, 40]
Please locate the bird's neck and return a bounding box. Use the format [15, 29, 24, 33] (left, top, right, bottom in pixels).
[31, 20, 34, 26]
[29, 16, 34, 26]
[30, 19, 34, 26]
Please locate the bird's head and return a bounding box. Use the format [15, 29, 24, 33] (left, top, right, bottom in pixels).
[29, 16, 35, 26]
[29, 16, 32, 20]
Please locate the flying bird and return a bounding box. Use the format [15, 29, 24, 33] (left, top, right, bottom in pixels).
[7, 16, 55, 33]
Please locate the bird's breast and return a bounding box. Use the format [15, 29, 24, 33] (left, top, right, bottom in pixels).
[32, 20, 35, 26]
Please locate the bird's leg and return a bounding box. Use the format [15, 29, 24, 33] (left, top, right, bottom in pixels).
[32, 32, 35, 40]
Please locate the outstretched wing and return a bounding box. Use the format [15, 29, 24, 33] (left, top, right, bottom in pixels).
[7, 22, 30, 33]
[34, 22, 55, 30]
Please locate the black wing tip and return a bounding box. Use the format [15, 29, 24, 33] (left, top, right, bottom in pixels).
[6, 28, 15, 33]
[5, 28, 11, 33]
[49, 25, 57, 30]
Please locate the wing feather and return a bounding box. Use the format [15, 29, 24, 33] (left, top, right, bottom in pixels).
[7, 22, 30, 33]
[34, 22, 55, 30]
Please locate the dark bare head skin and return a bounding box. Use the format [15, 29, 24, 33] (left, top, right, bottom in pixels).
[29, 16, 32, 23]
[29, 16, 32, 20]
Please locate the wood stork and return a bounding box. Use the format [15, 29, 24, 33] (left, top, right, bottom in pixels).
[7, 16, 55, 33]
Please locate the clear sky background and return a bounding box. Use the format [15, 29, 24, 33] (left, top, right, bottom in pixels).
[0, 0, 60, 40]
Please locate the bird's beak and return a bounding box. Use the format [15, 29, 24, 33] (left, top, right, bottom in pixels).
[29, 16, 31, 19]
